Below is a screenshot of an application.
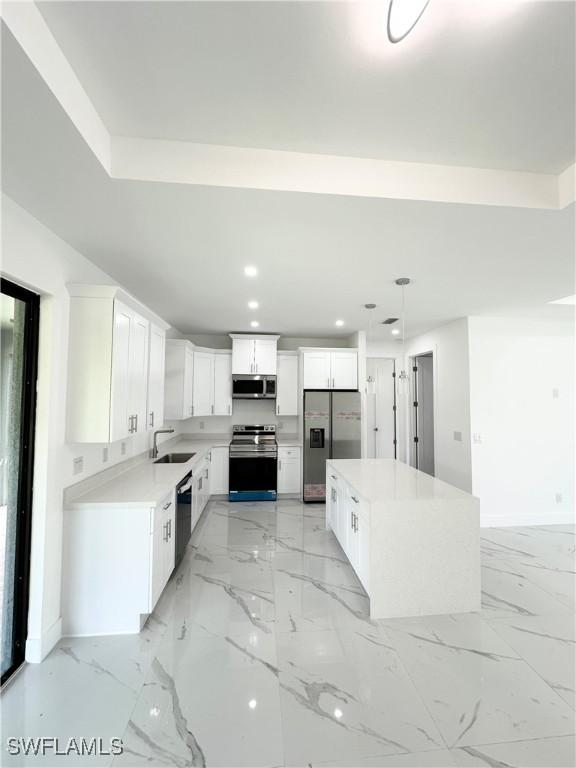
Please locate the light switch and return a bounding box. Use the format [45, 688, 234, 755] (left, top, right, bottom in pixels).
[453, 431, 462, 442]
[73, 456, 84, 475]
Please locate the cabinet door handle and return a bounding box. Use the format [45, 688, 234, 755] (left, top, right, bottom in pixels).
[228, 404, 231, 415]
[163, 522, 169, 542]
[278, 459, 282, 470]
[204, 469, 209, 479]
[277, 404, 279, 415]
[211, 404, 214, 414]
[332, 378, 335, 388]
[128, 416, 132, 433]
[134, 414, 138, 433]
[168, 519, 172, 539]
[330, 474, 338, 480]
[191, 405, 194, 416]
[149, 411, 154, 427]
[199, 477, 203, 490]
[350, 510, 354, 529]
[355, 514, 359, 533]
[351, 496, 359, 504]
[327, 377, 330, 388]
[163, 501, 172, 511]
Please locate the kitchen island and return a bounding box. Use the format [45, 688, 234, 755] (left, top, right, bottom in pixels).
[326, 459, 480, 619]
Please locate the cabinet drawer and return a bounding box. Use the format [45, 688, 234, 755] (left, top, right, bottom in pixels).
[279, 447, 300, 458]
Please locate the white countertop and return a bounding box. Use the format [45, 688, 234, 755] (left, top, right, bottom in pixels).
[327, 458, 475, 504]
[67, 438, 228, 509]
[67, 434, 301, 509]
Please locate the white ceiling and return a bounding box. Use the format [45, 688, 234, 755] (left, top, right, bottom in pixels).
[36, 0, 575, 174]
[2, 24, 573, 340]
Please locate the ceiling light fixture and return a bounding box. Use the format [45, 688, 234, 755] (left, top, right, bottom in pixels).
[387, 0, 430, 43]
[395, 277, 411, 396]
[335, 320, 345, 327]
[250, 320, 260, 328]
[244, 265, 258, 277]
[248, 300, 259, 309]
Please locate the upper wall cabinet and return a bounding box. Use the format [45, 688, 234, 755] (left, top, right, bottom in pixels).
[192, 349, 215, 416]
[230, 335, 279, 375]
[165, 340, 194, 420]
[66, 285, 168, 443]
[276, 353, 299, 416]
[301, 349, 358, 390]
[147, 324, 166, 431]
[213, 352, 232, 416]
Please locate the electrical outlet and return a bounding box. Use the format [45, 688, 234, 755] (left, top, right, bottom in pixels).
[73, 456, 84, 475]
[102, 447, 109, 463]
[199, 421, 205, 430]
[555, 493, 563, 504]
[121, 442, 127, 456]
[453, 431, 462, 442]
[473, 433, 482, 444]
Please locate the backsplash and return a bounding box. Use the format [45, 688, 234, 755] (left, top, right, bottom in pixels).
[180, 399, 299, 435]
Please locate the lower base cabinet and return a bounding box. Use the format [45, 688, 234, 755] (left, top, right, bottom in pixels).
[62, 489, 176, 636]
[278, 446, 301, 494]
[209, 446, 229, 494]
[326, 469, 370, 592]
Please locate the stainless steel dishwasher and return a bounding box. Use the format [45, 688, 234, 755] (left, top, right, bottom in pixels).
[174, 471, 193, 567]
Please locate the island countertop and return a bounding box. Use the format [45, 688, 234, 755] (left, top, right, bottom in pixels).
[326, 458, 475, 505]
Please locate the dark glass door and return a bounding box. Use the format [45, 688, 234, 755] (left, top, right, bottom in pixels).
[229, 455, 277, 492]
[1, 278, 39, 685]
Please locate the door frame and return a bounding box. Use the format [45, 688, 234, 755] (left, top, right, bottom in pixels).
[409, 350, 435, 474]
[0, 278, 39, 686]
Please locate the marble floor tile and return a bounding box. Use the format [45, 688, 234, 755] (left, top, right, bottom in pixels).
[487, 613, 576, 709]
[2, 502, 574, 768]
[451, 734, 575, 767]
[380, 613, 575, 748]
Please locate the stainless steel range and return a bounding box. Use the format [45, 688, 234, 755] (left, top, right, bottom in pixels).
[229, 424, 278, 502]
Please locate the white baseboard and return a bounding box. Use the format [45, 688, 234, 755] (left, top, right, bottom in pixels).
[481, 513, 575, 528]
[25, 616, 62, 663]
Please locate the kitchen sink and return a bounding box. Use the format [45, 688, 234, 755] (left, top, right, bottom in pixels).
[154, 452, 195, 464]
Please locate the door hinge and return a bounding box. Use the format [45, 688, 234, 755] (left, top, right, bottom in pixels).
[412, 366, 418, 372]
[392, 372, 396, 378]
[414, 436, 419, 443]
[392, 405, 396, 412]
[413, 401, 418, 407]
[393, 439, 397, 445]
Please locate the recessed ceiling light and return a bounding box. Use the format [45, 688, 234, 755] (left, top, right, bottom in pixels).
[335, 320, 345, 327]
[248, 699, 257, 710]
[549, 295, 576, 305]
[244, 265, 258, 277]
[248, 300, 259, 310]
[391, 328, 400, 335]
[250, 320, 260, 328]
[388, 0, 430, 43]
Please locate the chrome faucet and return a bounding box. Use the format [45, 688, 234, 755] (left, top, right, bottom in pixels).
[151, 427, 175, 459]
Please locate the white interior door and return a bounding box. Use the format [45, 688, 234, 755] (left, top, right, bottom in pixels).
[366, 358, 396, 459]
[415, 353, 435, 476]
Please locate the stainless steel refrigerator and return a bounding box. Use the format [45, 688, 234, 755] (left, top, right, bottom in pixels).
[303, 390, 361, 502]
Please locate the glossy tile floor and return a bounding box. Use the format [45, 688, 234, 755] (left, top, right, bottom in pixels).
[2, 500, 575, 767]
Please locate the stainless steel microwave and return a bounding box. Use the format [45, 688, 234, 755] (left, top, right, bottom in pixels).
[232, 375, 276, 399]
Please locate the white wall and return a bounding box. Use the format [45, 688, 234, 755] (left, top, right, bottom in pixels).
[469, 316, 575, 526]
[179, 399, 298, 436]
[0, 195, 180, 661]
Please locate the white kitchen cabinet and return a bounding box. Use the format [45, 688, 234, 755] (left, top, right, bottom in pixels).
[213, 353, 232, 416]
[276, 354, 299, 416]
[302, 350, 332, 389]
[193, 350, 215, 416]
[278, 447, 301, 494]
[253, 339, 278, 374]
[231, 337, 255, 374]
[62, 486, 176, 636]
[210, 446, 229, 494]
[230, 335, 279, 375]
[147, 323, 166, 430]
[164, 340, 195, 419]
[150, 489, 176, 608]
[302, 349, 358, 390]
[66, 286, 165, 443]
[331, 352, 358, 390]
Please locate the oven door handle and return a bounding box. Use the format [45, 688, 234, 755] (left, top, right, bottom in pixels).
[230, 452, 278, 459]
